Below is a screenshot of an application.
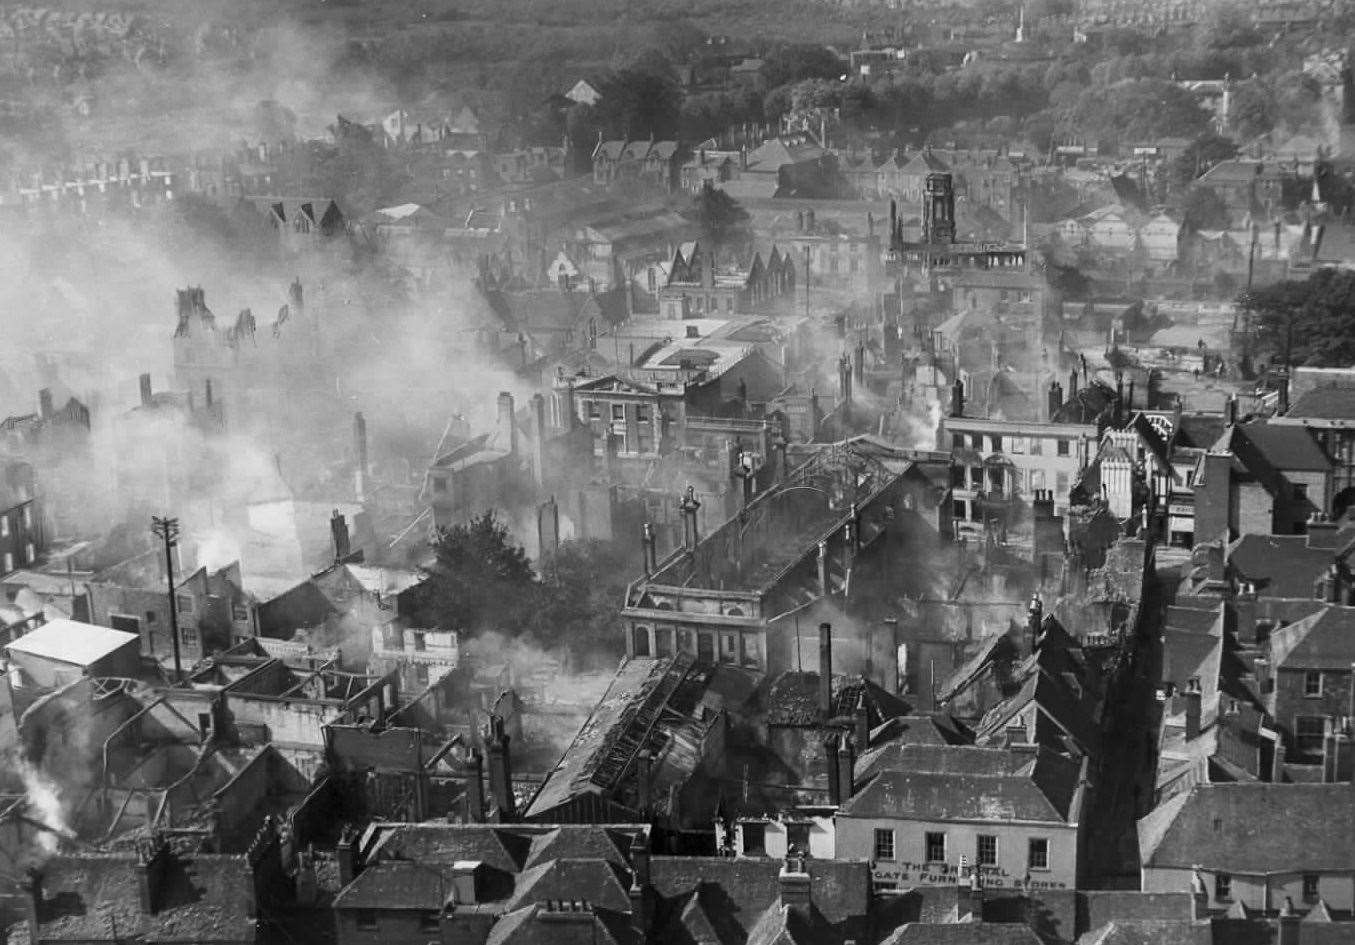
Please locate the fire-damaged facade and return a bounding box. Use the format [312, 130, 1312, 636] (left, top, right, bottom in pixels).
[620, 437, 951, 674]
[521, 654, 728, 831]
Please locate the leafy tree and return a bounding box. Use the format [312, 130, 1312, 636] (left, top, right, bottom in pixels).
[1169, 133, 1238, 188]
[527, 540, 632, 662]
[408, 512, 537, 632]
[1228, 80, 1277, 141]
[1070, 78, 1211, 142]
[1242, 269, 1355, 366]
[594, 68, 681, 138]
[761, 44, 843, 90]
[1180, 186, 1230, 231]
[688, 186, 752, 249]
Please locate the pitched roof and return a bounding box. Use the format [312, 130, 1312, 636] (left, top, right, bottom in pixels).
[883, 923, 1043, 945]
[505, 859, 633, 912]
[839, 745, 1081, 824]
[5, 618, 138, 666]
[1138, 783, 1355, 873]
[1268, 605, 1355, 670]
[1287, 385, 1355, 421]
[1226, 533, 1346, 599]
[1226, 422, 1332, 475]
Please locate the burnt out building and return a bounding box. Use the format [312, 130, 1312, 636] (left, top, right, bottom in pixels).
[621, 438, 951, 674]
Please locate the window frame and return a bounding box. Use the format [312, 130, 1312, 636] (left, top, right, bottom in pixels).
[924, 831, 946, 863]
[1304, 670, 1323, 697]
[1214, 872, 1232, 902]
[1027, 837, 1050, 871]
[354, 910, 378, 931]
[874, 827, 896, 861]
[976, 834, 998, 867]
[1303, 873, 1320, 902]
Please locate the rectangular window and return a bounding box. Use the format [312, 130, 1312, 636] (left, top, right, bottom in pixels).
[1056, 472, 1069, 494]
[786, 822, 811, 852]
[741, 822, 766, 854]
[874, 828, 896, 861]
[990, 435, 1003, 452]
[1028, 837, 1049, 870]
[176, 594, 194, 615]
[412, 631, 427, 652]
[1214, 872, 1231, 901]
[432, 477, 448, 493]
[1303, 873, 1319, 901]
[1029, 438, 1042, 455]
[952, 499, 967, 520]
[1, 515, 9, 537]
[2, 552, 11, 573]
[181, 626, 198, 647]
[636, 405, 652, 423]
[355, 910, 377, 931]
[952, 432, 965, 449]
[611, 404, 625, 421]
[145, 611, 157, 623]
[925, 832, 946, 863]
[970, 434, 983, 449]
[1296, 715, 1327, 756]
[232, 604, 248, 622]
[1057, 439, 1070, 457]
[1305, 671, 1323, 697]
[873, 880, 898, 893]
[21, 506, 30, 528]
[976, 834, 997, 866]
[420, 913, 439, 933]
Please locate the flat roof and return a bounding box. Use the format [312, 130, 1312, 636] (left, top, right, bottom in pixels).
[4, 618, 138, 666]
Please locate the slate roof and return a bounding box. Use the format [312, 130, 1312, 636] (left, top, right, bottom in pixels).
[1286, 386, 1355, 421]
[330, 859, 448, 910]
[1226, 533, 1347, 599]
[1080, 921, 1210, 945]
[1222, 422, 1332, 477]
[649, 857, 869, 938]
[1138, 783, 1355, 873]
[839, 745, 1081, 824]
[882, 923, 1044, 945]
[1267, 605, 1355, 670]
[505, 859, 633, 912]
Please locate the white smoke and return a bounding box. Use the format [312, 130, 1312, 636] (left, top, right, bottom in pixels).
[18, 760, 67, 855]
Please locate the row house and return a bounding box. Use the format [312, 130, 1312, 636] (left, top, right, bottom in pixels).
[0, 461, 43, 576]
[659, 240, 796, 318]
[1052, 205, 1182, 265]
[592, 137, 682, 191]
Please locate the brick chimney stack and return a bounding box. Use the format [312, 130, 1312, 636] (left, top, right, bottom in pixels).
[330, 510, 351, 563]
[497, 392, 518, 456]
[818, 623, 833, 720]
[464, 749, 486, 822]
[487, 715, 517, 821]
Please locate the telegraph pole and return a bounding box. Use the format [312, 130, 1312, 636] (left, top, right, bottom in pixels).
[150, 515, 183, 682]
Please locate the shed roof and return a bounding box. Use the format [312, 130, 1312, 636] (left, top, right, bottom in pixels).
[4, 618, 138, 666]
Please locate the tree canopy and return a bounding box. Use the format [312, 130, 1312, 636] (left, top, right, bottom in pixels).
[1241, 269, 1355, 367]
[688, 186, 753, 250]
[406, 511, 632, 667]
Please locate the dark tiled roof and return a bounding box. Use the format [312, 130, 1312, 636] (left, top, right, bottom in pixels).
[506, 859, 633, 912]
[1229, 422, 1332, 474]
[1287, 386, 1355, 421]
[649, 857, 869, 934]
[1138, 783, 1355, 873]
[1268, 605, 1355, 670]
[331, 860, 447, 910]
[882, 923, 1044, 945]
[1227, 534, 1339, 599]
[839, 746, 1080, 824]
